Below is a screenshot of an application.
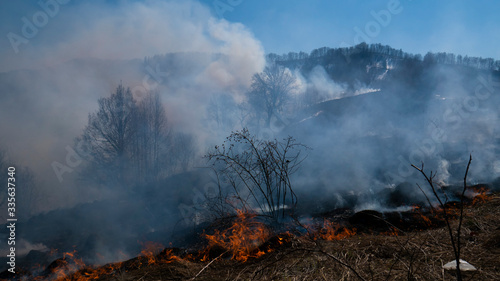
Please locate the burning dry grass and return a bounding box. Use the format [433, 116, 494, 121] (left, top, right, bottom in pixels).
[312, 220, 357, 241]
[202, 210, 271, 262]
[172, 192, 497, 281]
[12, 192, 500, 281]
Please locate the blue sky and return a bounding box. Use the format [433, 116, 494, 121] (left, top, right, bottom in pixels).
[1, 0, 499, 72]
[200, 0, 500, 59]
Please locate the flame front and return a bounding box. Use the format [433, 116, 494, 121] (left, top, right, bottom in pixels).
[30, 189, 495, 279]
[139, 241, 164, 265]
[315, 220, 356, 241]
[203, 209, 270, 262]
[471, 186, 492, 205]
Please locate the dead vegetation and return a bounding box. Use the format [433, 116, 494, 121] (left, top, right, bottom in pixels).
[39, 191, 500, 281]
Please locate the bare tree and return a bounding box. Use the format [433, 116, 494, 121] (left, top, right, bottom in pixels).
[247, 64, 298, 128]
[206, 128, 307, 220]
[166, 131, 197, 175]
[134, 91, 169, 182]
[79, 84, 138, 189]
[206, 94, 238, 131]
[78, 85, 197, 191]
[412, 155, 472, 281]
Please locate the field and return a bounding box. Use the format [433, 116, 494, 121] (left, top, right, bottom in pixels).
[19, 191, 499, 281]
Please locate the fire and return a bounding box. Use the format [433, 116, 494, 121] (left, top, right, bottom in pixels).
[36, 241, 184, 280]
[46, 242, 180, 281]
[49, 250, 85, 280]
[203, 209, 271, 262]
[159, 248, 182, 264]
[66, 261, 123, 281]
[32, 192, 497, 279]
[382, 227, 401, 236]
[410, 205, 432, 226]
[471, 186, 492, 205]
[277, 234, 291, 245]
[29, 250, 85, 280]
[139, 241, 164, 265]
[420, 213, 433, 226]
[28, 249, 127, 281]
[315, 220, 356, 241]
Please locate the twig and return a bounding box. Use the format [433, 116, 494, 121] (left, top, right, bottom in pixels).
[457, 155, 472, 272]
[251, 248, 305, 280]
[412, 155, 472, 281]
[190, 250, 228, 280]
[295, 241, 368, 281]
[416, 183, 436, 213]
[316, 249, 367, 281]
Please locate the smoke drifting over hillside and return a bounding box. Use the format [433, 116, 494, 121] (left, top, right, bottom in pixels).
[289, 57, 500, 213]
[0, 0, 265, 210]
[1, 0, 500, 276]
[0, 1, 269, 268]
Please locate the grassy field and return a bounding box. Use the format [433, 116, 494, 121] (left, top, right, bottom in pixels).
[18, 192, 500, 281]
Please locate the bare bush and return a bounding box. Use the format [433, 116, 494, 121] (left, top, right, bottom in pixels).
[205, 128, 307, 220]
[412, 155, 472, 281]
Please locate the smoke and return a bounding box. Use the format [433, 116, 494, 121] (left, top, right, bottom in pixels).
[1, 1, 500, 274]
[0, 1, 264, 72]
[306, 65, 347, 102]
[286, 57, 500, 214]
[0, 0, 265, 213]
[0, 2, 268, 270]
[436, 159, 451, 186]
[0, 240, 48, 257]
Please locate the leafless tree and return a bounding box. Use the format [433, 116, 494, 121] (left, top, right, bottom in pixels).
[168, 132, 197, 175]
[205, 128, 307, 220]
[79, 84, 138, 188]
[247, 64, 298, 128]
[78, 85, 196, 191]
[134, 91, 169, 182]
[206, 94, 238, 131]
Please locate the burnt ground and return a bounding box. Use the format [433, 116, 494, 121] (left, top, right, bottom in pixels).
[2, 192, 500, 281]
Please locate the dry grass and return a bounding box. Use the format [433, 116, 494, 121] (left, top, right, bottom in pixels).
[63, 193, 500, 281]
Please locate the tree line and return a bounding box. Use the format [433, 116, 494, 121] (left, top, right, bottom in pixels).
[268, 43, 500, 71]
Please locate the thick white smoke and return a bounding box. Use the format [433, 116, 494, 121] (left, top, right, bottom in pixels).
[0, 0, 266, 211]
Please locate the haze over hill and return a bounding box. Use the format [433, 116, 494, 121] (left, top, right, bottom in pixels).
[1, 41, 500, 271]
[1, 1, 500, 278]
[2, 43, 499, 211]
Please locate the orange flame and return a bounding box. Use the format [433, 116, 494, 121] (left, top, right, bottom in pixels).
[203, 209, 270, 262]
[32, 249, 127, 281]
[40, 194, 492, 279]
[382, 227, 401, 236]
[160, 248, 181, 264]
[139, 241, 164, 265]
[68, 261, 123, 281]
[411, 205, 421, 212]
[315, 220, 356, 241]
[39, 250, 86, 281]
[420, 213, 433, 226]
[471, 186, 491, 205]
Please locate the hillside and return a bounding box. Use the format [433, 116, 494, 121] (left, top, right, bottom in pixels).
[1, 43, 500, 280]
